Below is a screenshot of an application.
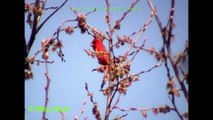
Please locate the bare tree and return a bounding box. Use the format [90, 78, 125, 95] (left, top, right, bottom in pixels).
[25, 0, 188, 120]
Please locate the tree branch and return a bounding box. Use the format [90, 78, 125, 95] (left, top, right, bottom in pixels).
[104, 0, 113, 119]
[36, 0, 68, 34]
[26, 0, 68, 57]
[42, 58, 51, 120]
[26, 0, 42, 57]
[147, 0, 188, 102]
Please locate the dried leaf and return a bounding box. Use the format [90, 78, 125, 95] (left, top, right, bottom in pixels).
[114, 20, 121, 30]
[183, 112, 188, 119]
[105, 15, 109, 23]
[159, 105, 170, 114]
[167, 78, 175, 88]
[25, 3, 31, 11]
[152, 108, 159, 115]
[64, 26, 74, 35]
[129, 51, 135, 56]
[171, 87, 180, 97]
[42, 52, 49, 59]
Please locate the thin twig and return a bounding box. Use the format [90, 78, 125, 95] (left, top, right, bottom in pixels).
[114, 106, 155, 112]
[169, 96, 184, 120]
[124, 11, 154, 57]
[85, 8, 97, 16]
[85, 82, 102, 120]
[26, 0, 68, 57]
[167, 0, 175, 48]
[85, 82, 95, 104]
[86, 24, 110, 40]
[109, 64, 161, 88]
[112, 94, 121, 110]
[107, 82, 119, 110]
[130, 37, 148, 62]
[34, 59, 55, 64]
[148, 1, 186, 119]
[41, 0, 46, 9]
[134, 64, 161, 76]
[44, 6, 58, 10]
[29, 19, 75, 59]
[75, 99, 87, 120]
[116, 0, 140, 25]
[167, 0, 188, 102]
[27, 0, 42, 57]
[70, 6, 78, 15]
[42, 59, 51, 120]
[178, 66, 185, 77]
[37, 0, 68, 34]
[104, 0, 113, 120]
[147, 0, 188, 102]
[147, 0, 162, 30]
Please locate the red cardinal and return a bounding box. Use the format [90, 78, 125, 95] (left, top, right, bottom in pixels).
[91, 38, 110, 89]
[90, 38, 110, 66]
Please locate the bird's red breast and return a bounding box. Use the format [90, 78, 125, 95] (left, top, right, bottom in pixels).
[91, 38, 110, 65]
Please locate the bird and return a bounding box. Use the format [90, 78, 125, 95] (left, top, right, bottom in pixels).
[90, 38, 110, 66]
[91, 38, 111, 89]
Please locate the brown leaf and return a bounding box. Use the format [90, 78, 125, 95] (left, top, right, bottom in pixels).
[171, 87, 180, 97]
[64, 26, 74, 35]
[152, 108, 159, 115]
[167, 78, 175, 88]
[183, 112, 188, 119]
[105, 15, 109, 23]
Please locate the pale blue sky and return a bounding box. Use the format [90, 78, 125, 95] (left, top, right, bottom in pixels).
[25, 0, 188, 120]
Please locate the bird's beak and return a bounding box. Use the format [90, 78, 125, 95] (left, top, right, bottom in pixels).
[90, 42, 94, 46]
